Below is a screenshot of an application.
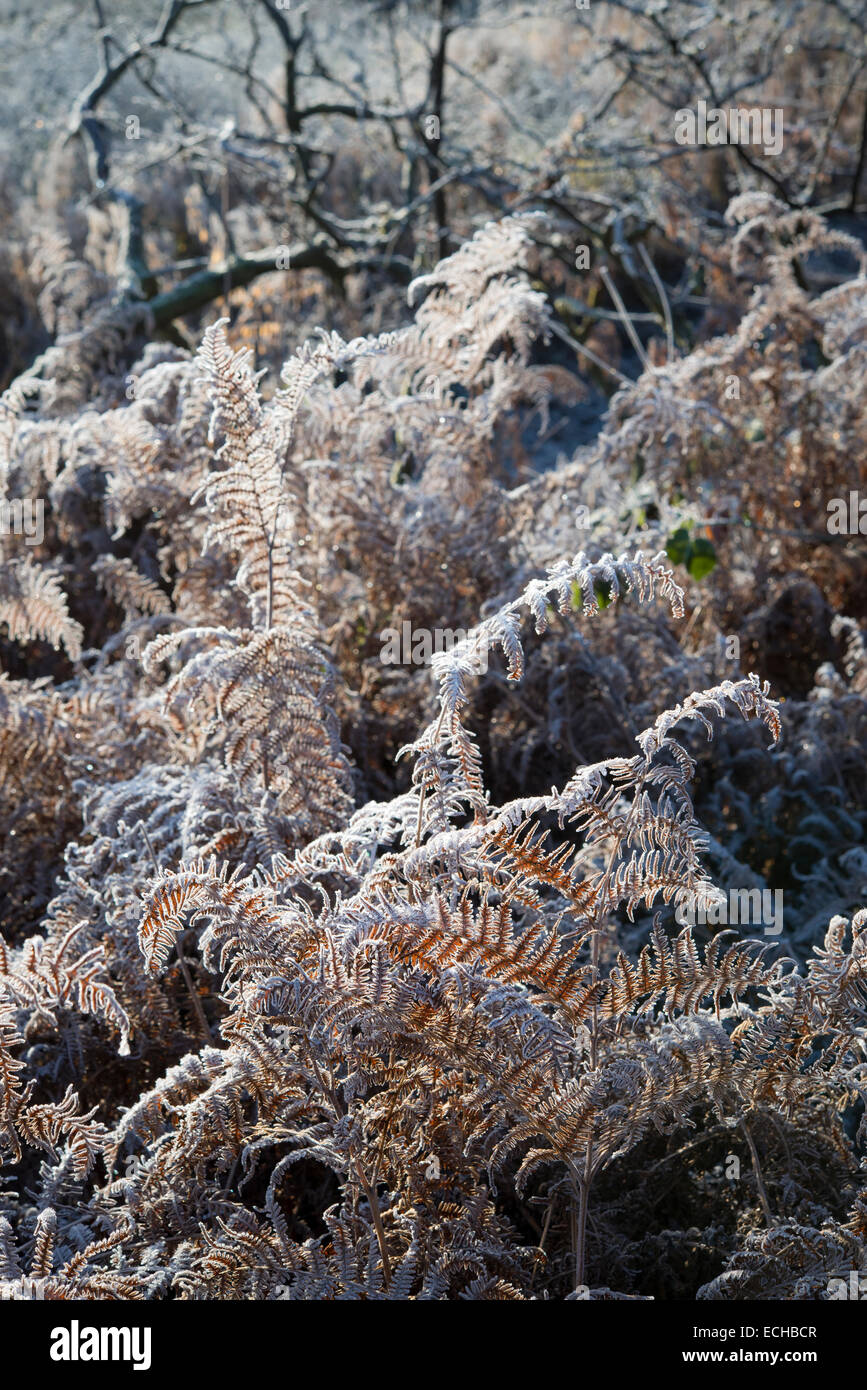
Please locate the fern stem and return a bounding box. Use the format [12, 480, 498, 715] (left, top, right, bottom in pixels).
[265, 543, 274, 632]
[575, 928, 599, 1293]
[573, 807, 630, 1295]
[529, 1198, 555, 1293]
[742, 1117, 775, 1227]
[355, 1156, 393, 1287]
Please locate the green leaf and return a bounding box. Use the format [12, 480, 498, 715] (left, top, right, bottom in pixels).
[665, 527, 691, 566]
[687, 537, 717, 580]
[594, 580, 613, 610]
[571, 580, 612, 610]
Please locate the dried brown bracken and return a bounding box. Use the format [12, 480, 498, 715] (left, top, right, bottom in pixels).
[0, 203, 865, 1302]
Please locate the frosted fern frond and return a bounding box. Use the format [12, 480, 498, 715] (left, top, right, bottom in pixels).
[0, 558, 83, 659]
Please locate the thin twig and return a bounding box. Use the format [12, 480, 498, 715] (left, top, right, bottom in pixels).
[637, 242, 675, 362]
[599, 265, 653, 373]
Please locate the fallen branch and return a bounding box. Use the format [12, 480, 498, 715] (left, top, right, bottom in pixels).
[148, 242, 348, 324]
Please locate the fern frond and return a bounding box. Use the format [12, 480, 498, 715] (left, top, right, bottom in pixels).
[602, 921, 785, 1019]
[0, 558, 83, 659]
